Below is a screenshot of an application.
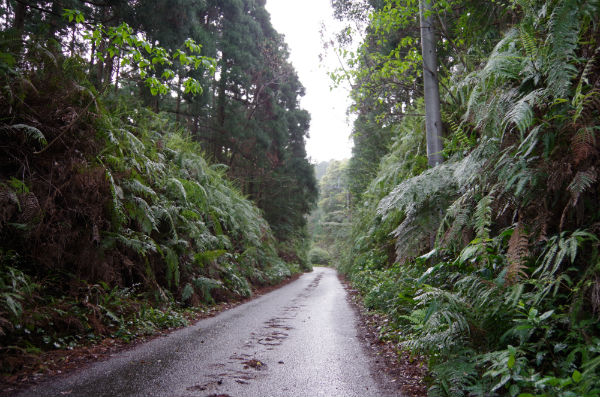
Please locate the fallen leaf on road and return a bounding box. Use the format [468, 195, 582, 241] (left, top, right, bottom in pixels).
[242, 359, 265, 370]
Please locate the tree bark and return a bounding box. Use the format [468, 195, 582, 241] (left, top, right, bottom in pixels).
[176, 76, 181, 123]
[13, 1, 26, 32]
[419, 0, 444, 167]
[48, 0, 62, 39]
[114, 53, 121, 93]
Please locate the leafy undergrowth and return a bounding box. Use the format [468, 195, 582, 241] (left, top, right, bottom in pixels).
[340, 273, 428, 397]
[0, 43, 305, 379]
[337, 1, 600, 396]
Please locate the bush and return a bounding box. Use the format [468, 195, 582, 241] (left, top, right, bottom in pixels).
[308, 246, 332, 266]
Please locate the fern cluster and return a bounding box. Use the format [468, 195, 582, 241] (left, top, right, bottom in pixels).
[94, 98, 293, 304]
[339, 1, 600, 396]
[0, 49, 301, 368]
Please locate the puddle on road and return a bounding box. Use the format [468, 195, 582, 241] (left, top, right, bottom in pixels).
[257, 331, 288, 346]
[187, 379, 223, 391]
[187, 272, 324, 395]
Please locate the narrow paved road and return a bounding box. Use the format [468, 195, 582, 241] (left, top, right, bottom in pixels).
[18, 267, 399, 397]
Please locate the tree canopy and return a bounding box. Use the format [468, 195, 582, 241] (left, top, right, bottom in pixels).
[0, 0, 316, 376]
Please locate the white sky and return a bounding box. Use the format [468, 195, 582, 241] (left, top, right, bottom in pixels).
[265, 0, 354, 163]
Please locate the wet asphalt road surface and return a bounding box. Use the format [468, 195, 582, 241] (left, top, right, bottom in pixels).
[17, 267, 399, 397]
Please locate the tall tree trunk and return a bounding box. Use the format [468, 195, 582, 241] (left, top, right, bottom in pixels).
[13, 1, 26, 32]
[114, 53, 121, 93]
[48, 0, 62, 39]
[176, 76, 182, 123]
[96, 39, 105, 87]
[89, 39, 96, 70]
[215, 69, 227, 159]
[70, 28, 76, 56]
[192, 115, 199, 137]
[11, 0, 26, 54]
[419, 0, 444, 167]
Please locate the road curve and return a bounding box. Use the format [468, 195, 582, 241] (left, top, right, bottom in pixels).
[17, 267, 400, 397]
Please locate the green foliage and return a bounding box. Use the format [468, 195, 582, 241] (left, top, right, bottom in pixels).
[0, 124, 47, 148]
[95, 99, 293, 304]
[0, 255, 37, 336]
[0, 4, 307, 367]
[308, 160, 352, 265]
[63, 9, 215, 95]
[4, 0, 317, 265]
[335, 0, 600, 396]
[308, 246, 332, 266]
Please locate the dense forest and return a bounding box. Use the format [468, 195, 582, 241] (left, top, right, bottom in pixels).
[3, 0, 600, 396]
[308, 159, 350, 267]
[0, 0, 316, 376]
[312, 0, 600, 396]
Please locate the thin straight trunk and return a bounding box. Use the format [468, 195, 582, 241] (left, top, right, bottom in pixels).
[176, 76, 181, 123]
[95, 7, 110, 89]
[89, 40, 96, 70]
[70, 28, 76, 56]
[11, 1, 26, 55]
[96, 40, 105, 87]
[192, 115, 199, 136]
[13, 1, 25, 32]
[215, 70, 227, 159]
[114, 53, 121, 93]
[48, 0, 62, 39]
[105, 54, 114, 86]
[419, 0, 444, 167]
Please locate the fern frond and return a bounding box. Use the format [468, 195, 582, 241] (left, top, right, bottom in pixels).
[0, 124, 47, 147]
[544, 0, 580, 98]
[181, 283, 194, 302]
[192, 276, 223, 303]
[377, 163, 457, 218]
[122, 179, 159, 202]
[443, 110, 471, 149]
[475, 194, 493, 240]
[194, 249, 227, 266]
[178, 180, 207, 209]
[506, 222, 529, 285]
[572, 127, 596, 164]
[105, 170, 126, 228]
[428, 354, 478, 397]
[118, 128, 145, 154]
[481, 29, 523, 83]
[582, 45, 600, 83]
[573, 45, 600, 112]
[113, 229, 159, 257]
[455, 275, 506, 319]
[129, 196, 159, 234]
[402, 289, 472, 354]
[573, 88, 600, 124]
[531, 203, 550, 242]
[503, 89, 543, 136]
[166, 178, 188, 205]
[546, 160, 572, 193]
[567, 167, 597, 205]
[534, 230, 597, 276]
[18, 192, 41, 223]
[436, 194, 472, 248]
[151, 205, 178, 239]
[393, 210, 430, 260]
[161, 246, 179, 288]
[519, 26, 537, 60]
[0, 185, 19, 229]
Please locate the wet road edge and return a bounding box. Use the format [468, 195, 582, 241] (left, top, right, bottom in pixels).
[0, 273, 304, 397]
[337, 272, 428, 397]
